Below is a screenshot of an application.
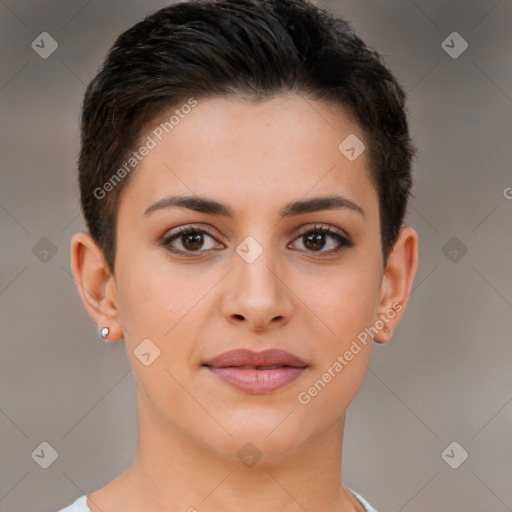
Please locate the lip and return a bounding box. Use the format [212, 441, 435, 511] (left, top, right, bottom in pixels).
[203, 348, 308, 394]
[204, 348, 308, 368]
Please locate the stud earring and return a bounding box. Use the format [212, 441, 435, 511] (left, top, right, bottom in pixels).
[99, 326, 110, 340]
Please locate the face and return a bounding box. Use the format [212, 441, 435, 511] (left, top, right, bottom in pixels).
[107, 94, 389, 461]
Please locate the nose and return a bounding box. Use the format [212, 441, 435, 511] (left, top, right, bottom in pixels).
[220, 246, 293, 332]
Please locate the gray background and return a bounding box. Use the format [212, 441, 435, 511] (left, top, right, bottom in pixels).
[1, 1, 511, 511]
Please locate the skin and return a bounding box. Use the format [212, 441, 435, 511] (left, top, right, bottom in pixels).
[71, 93, 418, 512]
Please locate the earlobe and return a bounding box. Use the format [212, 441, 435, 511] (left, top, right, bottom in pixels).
[70, 231, 123, 341]
[374, 227, 419, 344]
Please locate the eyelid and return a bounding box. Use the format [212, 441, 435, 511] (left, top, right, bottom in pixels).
[294, 223, 350, 240]
[162, 223, 221, 241]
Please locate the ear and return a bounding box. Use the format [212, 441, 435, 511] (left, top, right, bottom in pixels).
[70, 231, 123, 342]
[373, 227, 419, 344]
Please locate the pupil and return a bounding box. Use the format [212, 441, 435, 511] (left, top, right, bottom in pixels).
[305, 232, 325, 251]
[183, 233, 203, 250]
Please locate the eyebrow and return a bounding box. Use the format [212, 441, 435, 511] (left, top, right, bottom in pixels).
[143, 194, 365, 219]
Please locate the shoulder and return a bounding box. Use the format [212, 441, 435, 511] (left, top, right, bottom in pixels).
[55, 495, 90, 512]
[348, 488, 379, 512]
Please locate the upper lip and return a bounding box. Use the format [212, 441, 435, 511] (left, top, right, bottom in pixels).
[203, 348, 308, 368]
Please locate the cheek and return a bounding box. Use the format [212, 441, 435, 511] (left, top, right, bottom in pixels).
[296, 348, 370, 420]
[115, 264, 206, 398]
[294, 269, 379, 414]
[114, 257, 223, 387]
[331, 274, 380, 338]
[295, 262, 381, 342]
[115, 252, 206, 338]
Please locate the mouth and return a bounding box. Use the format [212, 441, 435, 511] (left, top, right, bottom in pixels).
[203, 348, 308, 394]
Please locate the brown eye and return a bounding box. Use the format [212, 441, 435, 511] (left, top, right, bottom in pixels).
[182, 232, 205, 251]
[162, 226, 223, 256]
[303, 231, 327, 251]
[290, 225, 353, 256]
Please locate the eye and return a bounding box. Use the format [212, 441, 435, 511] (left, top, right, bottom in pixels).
[162, 225, 223, 256]
[162, 223, 352, 258]
[289, 224, 353, 256]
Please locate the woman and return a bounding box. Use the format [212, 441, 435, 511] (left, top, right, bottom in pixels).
[58, 0, 418, 510]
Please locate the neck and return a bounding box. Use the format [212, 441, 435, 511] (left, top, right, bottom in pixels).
[88, 385, 364, 512]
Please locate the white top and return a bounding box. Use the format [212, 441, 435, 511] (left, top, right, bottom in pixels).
[56, 489, 378, 511]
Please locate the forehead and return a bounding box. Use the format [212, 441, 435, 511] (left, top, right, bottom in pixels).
[117, 93, 378, 221]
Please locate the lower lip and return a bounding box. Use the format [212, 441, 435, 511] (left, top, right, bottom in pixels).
[206, 366, 307, 393]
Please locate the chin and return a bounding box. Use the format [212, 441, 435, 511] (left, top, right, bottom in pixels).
[199, 413, 314, 461]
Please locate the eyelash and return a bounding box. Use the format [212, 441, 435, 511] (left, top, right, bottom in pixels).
[162, 224, 353, 258]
